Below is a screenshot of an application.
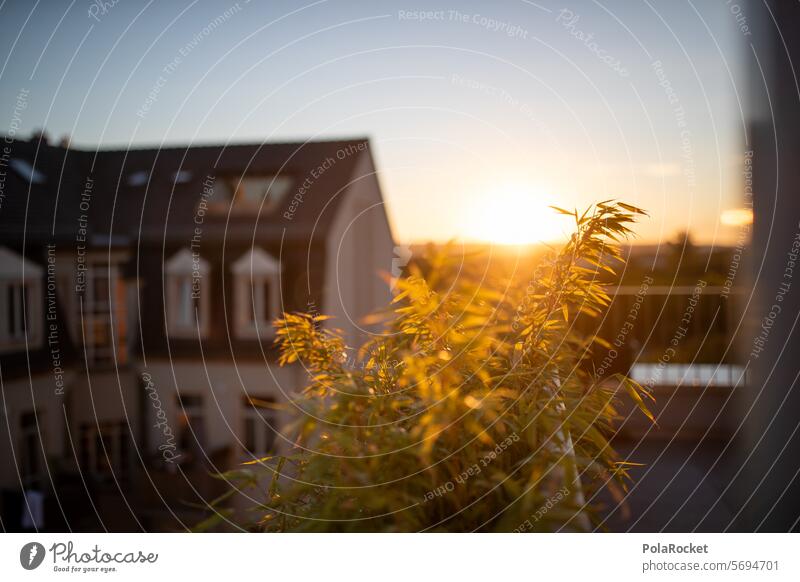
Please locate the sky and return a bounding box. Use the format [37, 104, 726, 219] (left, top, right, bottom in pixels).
[0, 0, 752, 245]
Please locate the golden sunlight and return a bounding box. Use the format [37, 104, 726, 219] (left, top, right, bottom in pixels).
[720, 207, 754, 227]
[467, 184, 572, 245]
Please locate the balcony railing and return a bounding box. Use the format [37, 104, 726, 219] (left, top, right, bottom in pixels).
[629, 363, 748, 388]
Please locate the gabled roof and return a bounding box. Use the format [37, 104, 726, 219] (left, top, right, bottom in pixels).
[231, 247, 281, 275]
[165, 248, 209, 276]
[0, 138, 90, 241]
[0, 246, 43, 278]
[0, 137, 372, 247]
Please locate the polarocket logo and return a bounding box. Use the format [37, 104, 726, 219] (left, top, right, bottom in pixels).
[20, 542, 46, 570]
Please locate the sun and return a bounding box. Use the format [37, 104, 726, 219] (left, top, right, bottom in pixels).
[467, 184, 572, 245]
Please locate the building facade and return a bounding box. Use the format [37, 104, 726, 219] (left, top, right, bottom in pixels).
[0, 136, 395, 531]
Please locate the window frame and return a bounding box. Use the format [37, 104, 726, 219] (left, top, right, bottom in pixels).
[20, 410, 45, 487]
[79, 421, 130, 480]
[126, 170, 149, 187]
[165, 248, 210, 338]
[0, 247, 43, 354]
[176, 394, 205, 467]
[232, 248, 280, 340]
[241, 396, 277, 457]
[209, 174, 294, 214]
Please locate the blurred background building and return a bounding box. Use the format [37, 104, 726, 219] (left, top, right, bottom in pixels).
[0, 136, 394, 531]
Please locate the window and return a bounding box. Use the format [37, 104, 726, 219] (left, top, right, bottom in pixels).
[243, 278, 271, 326]
[232, 248, 280, 339]
[242, 396, 277, 456]
[4, 282, 28, 339]
[20, 411, 44, 487]
[9, 158, 46, 184]
[83, 259, 127, 366]
[176, 278, 194, 326]
[629, 363, 748, 389]
[172, 170, 192, 184]
[176, 395, 205, 466]
[126, 171, 149, 187]
[237, 175, 293, 208]
[0, 247, 42, 353]
[210, 175, 293, 213]
[79, 422, 130, 479]
[165, 249, 209, 338]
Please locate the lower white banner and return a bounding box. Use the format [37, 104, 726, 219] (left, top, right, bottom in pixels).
[0, 533, 797, 580]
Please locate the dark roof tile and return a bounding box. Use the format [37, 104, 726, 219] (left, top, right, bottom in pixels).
[0, 137, 371, 246]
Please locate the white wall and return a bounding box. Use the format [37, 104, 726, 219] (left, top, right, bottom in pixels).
[323, 151, 395, 348]
[138, 360, 299, 460]
[0, 372, 73, 489]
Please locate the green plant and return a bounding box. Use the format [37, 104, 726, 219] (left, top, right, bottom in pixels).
[208, 201, 652, 532]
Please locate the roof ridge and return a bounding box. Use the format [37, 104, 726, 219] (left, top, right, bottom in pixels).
[65, 136, 371, 154]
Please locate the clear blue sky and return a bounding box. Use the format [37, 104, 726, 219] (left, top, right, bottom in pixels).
[0, 0, 750, 244]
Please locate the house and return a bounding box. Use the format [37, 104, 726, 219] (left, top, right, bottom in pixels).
[0, 135, 395, 531]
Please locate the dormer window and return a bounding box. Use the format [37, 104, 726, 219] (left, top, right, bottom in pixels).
[9, 158, 46, 184]
[126, 171, 149, 187]
[237, 176, 293, 208]
[0, 247, 43, 352]
[232, 248, 280, 339]
[165, 249, 210, 338]
[211, 175, 293, 213]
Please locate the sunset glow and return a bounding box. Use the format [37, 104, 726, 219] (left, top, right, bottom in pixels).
[467, 185, 572, 245]
[720, 207, 754, 227]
